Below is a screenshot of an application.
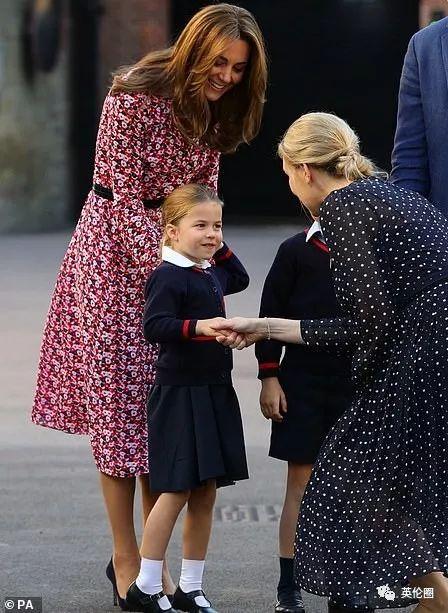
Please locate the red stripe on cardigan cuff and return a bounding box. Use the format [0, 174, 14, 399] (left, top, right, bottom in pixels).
[182, 320, 190, 339]
[182, 319, 198, 339]
[188, 319, 198, 338]
[258, 362, 280, 379]
[259, 362, 280, 370]
[258, 367, 280, 380]
[191, 336, 216, 342]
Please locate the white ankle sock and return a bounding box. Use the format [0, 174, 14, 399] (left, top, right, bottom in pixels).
[136, 558, 171, 611]
[179, 559, 209, 607]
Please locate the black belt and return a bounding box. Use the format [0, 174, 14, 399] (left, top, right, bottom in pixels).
[93, 183, 163, 210]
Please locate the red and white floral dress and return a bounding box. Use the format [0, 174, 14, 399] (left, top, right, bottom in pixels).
[31, 92, 220, 477]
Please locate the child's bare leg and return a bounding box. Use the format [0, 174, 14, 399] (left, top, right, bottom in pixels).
[183, 480, 217, 559]
[279, 462, 313, 558]
[128, 491, 190, 610]
[140, 490, 190, 559]
[410, 571, 448, 612]
[139, 475, 176, 594]
[174, 480, 217, 609]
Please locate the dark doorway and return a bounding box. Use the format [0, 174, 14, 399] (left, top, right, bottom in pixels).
[172, 1, 420, 218]
[68, 0, 103, 221]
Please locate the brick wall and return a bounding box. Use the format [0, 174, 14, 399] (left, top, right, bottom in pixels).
[99, 0, 170, 98]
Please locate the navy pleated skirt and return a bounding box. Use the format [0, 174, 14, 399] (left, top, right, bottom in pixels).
[147, 384, 249, 493]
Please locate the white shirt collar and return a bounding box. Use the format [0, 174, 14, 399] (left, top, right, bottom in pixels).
[162, 245, 211, 269]
[305, 219, 324, 242]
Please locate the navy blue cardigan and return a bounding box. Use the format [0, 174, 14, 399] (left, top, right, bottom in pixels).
[256, 231, 352, 379]
[143, 244, 249, 385]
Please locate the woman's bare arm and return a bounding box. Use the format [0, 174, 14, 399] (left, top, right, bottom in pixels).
[211, 317, 303, 348]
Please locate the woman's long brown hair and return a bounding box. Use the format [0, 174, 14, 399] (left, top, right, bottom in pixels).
[111, 4, 267, 154]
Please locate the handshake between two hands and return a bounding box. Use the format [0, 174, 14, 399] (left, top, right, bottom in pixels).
[195, 316, 264, 349]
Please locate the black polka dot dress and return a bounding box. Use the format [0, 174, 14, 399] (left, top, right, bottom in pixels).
[296, 178, 448, 610]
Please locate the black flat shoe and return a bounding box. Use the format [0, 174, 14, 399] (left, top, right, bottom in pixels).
[126, 582, 178, 613]
[172, 586, 217, 612]
[275, 587, 305, 612]
[106, 557, 132, 611]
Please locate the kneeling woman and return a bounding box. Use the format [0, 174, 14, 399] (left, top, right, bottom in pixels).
[213, 113, 448, 613]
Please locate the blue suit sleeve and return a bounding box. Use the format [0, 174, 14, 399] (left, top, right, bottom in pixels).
[390, 35, 430, 197]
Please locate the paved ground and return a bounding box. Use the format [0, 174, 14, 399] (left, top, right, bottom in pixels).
[1, 227, 413, 613]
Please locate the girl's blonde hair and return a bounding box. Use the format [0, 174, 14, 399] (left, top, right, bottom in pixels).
[278, 112, 376, 181]
[111, 4, 267, 154]
[162, 184, 223, 247]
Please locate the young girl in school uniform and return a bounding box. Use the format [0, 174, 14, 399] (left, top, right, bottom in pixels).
[126, 183, 249, 613]
[256, 219, 353, 613]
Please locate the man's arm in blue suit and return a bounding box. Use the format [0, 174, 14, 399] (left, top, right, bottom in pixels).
[390, 36, 430, 197]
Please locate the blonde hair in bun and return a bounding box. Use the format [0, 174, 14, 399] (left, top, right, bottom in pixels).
[278, 112, 377, 181]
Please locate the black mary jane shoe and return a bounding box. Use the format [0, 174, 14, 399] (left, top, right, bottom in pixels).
[275, 587, 305, 613]
[106, 557, 132, 611]
[172, 586, 217, 613]
[328, 603, 374, 613]
[126, 582, 178, 613]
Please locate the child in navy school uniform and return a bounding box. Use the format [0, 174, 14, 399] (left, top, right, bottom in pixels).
[126, 184, 249, 613]
[256, 219, 353, 613]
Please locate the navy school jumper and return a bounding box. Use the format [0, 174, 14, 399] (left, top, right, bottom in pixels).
[256, 230, 352, 379]
[143, 243, 249, 386]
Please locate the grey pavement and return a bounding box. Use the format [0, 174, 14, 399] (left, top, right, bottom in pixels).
[1, 227, 413, 613]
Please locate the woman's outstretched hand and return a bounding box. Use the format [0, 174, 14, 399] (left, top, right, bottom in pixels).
[196, 317, 248, 348]
[209, 317, 266, 349]
[195, 317, 229, 337]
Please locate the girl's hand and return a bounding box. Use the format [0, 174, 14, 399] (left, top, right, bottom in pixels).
[195, 317, 229, 337]
[216, 331, 261, 349]
[211, 317, 267, 348]
[260, 377, 287, 422]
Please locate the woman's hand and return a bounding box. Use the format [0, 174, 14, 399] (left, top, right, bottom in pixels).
[216, 317, 266, 334]
[209, 317, 267, 349]
[260, 377, 287, 422]
[211, 316, 303, 346]
[195, 318, 248, 348]
[215, 330, 251, 349]
[195, 317, 229, 337]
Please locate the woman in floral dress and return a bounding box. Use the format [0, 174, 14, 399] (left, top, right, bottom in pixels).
[31, 3, 267, 602]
